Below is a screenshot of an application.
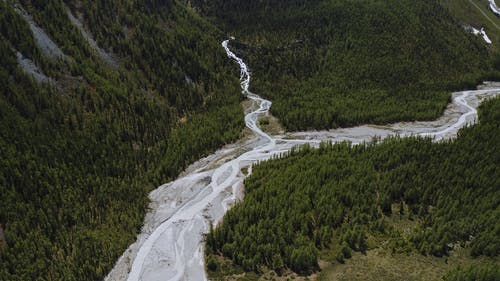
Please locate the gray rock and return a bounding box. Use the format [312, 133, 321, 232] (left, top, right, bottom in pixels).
[65, 5, 118, 67]
[14, 4, 65, 60]
[16, 52, 53, 83]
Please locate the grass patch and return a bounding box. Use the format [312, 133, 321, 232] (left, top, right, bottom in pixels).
[317, 247, 499, 281]
[317, 205, 499, 281]
[210, 203, 499, 281]
[258, 115, 285, 135]
[206, 255, 247, 281]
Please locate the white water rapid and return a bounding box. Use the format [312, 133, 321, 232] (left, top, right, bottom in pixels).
[105, 40, 500, 281]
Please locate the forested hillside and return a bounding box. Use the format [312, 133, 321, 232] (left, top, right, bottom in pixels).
[1, 0, 499, 280]
[202, 0, 499, 130]
[0, 0, 244, 280]
[206, 96, 500, 278]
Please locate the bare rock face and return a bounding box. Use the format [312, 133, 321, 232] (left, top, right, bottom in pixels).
[16, 52, 53, 83]
[14, 4, 65, 60]
[64, 5, 119, 67]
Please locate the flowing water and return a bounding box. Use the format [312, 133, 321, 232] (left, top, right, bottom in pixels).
[105, 40, 500, 281]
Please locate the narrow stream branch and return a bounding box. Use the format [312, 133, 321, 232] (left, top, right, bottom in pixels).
[106, 40, 500, 281]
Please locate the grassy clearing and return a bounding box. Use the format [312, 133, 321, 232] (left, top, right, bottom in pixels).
[209, 203, 499, 281]
[258, 115, 285, 136]
[317, 203, 499, 281]
[317, 247, 499, 281]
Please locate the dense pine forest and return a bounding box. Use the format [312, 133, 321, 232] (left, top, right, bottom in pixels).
[201, 0, 500, 130]
[1, 0, 499, 280]
[206, 96, 500, 279]
[0, 0, 244, 280]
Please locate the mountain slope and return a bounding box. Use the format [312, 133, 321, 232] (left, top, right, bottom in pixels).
[0, 1, 244, 280]
[1, 0, 499, 280]
[202, 0, 498, 130]
[207, 95, 500, 279]
[441, 0, 500, 48]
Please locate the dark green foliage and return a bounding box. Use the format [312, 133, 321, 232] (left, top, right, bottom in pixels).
[0, 2, 39, 60]
[0, 1, 244, 280]
[1, 0, 498, 280]
[203, 0, 496, 130]
[444, 264, 500, 281]
[207, 255, 218, 271]
[207, 97, 500, 274]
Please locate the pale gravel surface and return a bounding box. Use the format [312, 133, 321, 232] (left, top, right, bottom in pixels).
[105, 40, 500, 281]
[14, 4, 64, 60]
[281, 88, 498, 144]
[16, 52, 52, 83]
[64, 6, 118, 67]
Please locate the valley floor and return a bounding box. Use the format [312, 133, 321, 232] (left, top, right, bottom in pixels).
[107, 41, 500, 281]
